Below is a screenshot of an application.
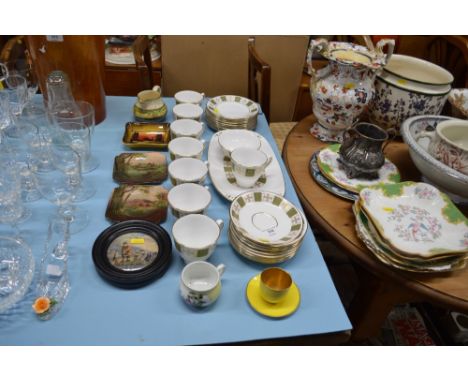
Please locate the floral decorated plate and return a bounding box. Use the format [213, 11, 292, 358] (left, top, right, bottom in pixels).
[309, 150, 358, 201]
[317, 144, 400, 193]
[208, 132, 285, 201]
[230, 191, 305, 246]
[359, 181, 468, 258]
[448, 88, 468, 118]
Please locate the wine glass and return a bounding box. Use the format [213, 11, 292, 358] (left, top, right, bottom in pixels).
[49, 100, 99, 173]
[0, 92, 11, 144]
[5, 60, 39, 101]
[1, 74, 28, 138]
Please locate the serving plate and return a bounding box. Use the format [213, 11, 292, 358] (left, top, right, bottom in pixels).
[113, 152, 167, 184]
[359, 181, 468, 258]
[317, 144, 400, 193]
[206, 95, 259, 119]
[208, 131, 285, 201]
[122, 122, 170, 149]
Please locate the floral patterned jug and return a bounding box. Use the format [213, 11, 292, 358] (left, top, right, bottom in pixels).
[307, 38, 394, 142]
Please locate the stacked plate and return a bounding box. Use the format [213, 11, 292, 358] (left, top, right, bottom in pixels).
[228, 191, 307, 264]
[312, 143, 401, 201]
[205, 95, 259, 131]
[354, 181, 468, 273]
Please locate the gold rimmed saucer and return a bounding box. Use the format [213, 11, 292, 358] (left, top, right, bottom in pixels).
[245, 274, 300, 318]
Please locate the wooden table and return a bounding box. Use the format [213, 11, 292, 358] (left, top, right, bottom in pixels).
[283, 114, 468, 341]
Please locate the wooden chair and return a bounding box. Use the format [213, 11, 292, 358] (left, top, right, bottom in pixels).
[248, 37, 271, 122]
[0, 35, 30, 63]
[132, 35, 154, 90]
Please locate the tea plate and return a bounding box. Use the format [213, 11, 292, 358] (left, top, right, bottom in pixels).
[113, 152, 167, 184]
[448, 88, 468, 118]
[359, 181, 468, 258]
[246, 274, 300, 318]
[206, 95, 259, 119]
[309, 150, 358, 201]
[208, 132, 285, 201]
[317, 144, 401, 193]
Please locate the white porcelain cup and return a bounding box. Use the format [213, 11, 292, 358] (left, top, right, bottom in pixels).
[168, 137, 205, 160]
[230, 147, 272, 188]
[173, 103, 203, 121]
[168, 183, 211, 218]
[217, 129, 262, 157]
[170, 119, 204, 139]
[168, 157, 208, 185]
[174, 90, 205, 105]
[415, 119, 468, 175]
[172, 214, 224, 263]
[180, 261, 225, 308]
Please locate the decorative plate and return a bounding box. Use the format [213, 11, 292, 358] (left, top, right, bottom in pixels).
[206, 95, 259, 119]
[353, 203, 467, 272]
[448, 88, 468, 118]
[122, 122, 170, 149]
[230, 191, 305, 245]
[208, 131, 285, 201]
[317, 144, 401, 193]
[106, 185, 168, 223]
[113, 152, 167, 184]
[245, 274, 300, 318]
[309, 150, 358, 201]
[359, 181, 468, 258]
[92, 220, 172, 288]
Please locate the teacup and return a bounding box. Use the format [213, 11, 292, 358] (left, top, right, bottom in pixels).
[172, 103, 203, 121]
[230, 147, 272, 188]
[168, 183, 211, 218]
[168, 157, 208, 185]
[180, 261, 225, 308]
[170, 119, 204, 139]
[415, 119, 468, 175]
[174, 90, 205, 105]
[172, 214, 224, 263]
[168, 137, 205, 160]
[259, 267, 292, 304]
[217, 129, 262, 157]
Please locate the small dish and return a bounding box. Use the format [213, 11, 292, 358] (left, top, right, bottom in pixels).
[122, 122, 170, 149]
[172, 103, 203, 121]
[317, 144, 401, 193]
[105, 185, 168, 223]
[92, 220, 172, 288]
[245, 274, 300, 318]
[113, 152, 167, 184]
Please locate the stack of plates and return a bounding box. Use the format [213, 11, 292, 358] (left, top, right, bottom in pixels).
[228, 191, 307, 264]
[312, 143, 401, 201]
[205, 95, 259, 131]
[354, 181, 468, 273]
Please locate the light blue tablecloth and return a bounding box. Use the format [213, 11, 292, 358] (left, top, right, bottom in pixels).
[0, 96, 351, 345]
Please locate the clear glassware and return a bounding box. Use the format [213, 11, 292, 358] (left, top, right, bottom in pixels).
[34, 219, 70, 320]
[2, 74, 28, 138]
[5, 59, 39, 101]
[0, 91, 11, 145]
[49, 100, 99, 173]
[45, 70, 74, 112]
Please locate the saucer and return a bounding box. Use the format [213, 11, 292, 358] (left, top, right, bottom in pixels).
[245, 274, 300, 318]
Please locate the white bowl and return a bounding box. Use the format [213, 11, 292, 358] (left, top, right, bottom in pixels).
[168, 157, 208, 185]
[369, 54, 453, 131]
[170, 119, 204, 139]
[174, 90, 204, 105]
[401, 115, 468, 200]
[168, 183, 211, 218]
[168, 137, 205, 160]
[173, 103, 203, 121]
[217, 129, 262, 157]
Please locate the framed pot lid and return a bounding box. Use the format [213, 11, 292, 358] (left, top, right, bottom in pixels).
[92, 220, 172, 288]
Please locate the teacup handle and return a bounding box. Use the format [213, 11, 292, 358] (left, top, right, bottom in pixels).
[216, 264, 226, 278]
[215, 219, 224, 232]
[265, 155, 273, 167]
[375, 39, 395, 65]
[200, 138, 206, 148]
[152, 85, 162, 95]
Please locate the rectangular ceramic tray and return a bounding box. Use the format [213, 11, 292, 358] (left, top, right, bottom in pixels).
[113, 152, 167, 184]
[122, 122, 170, 149]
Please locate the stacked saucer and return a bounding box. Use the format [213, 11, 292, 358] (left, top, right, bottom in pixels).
[205, 95, 259, 131]
[354, 181, 468, 273]
[228, 191, 307, 264]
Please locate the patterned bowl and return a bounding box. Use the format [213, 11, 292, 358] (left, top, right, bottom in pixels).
[369, 54, 453, 131]
[401, 115, 468, 200]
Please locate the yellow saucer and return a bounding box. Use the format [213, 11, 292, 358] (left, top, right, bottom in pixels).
[246, 274, 300, 318]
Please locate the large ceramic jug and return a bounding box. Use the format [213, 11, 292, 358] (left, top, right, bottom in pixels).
[307, 38, 394, 142]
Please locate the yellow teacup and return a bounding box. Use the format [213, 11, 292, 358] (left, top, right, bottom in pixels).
[259, 268, 292, 304]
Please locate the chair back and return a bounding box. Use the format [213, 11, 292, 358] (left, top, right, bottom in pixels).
[248, 37, 271, 121]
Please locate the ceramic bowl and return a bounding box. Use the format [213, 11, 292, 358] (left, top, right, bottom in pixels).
[369, 54, 453, 131]
[174, 90, 204, 105]
[168, 183, 211, 218]
[168, 157, 208, 185]
[168, 137, 205, 160]
[172, 214, 224, 263]
[172, 103, 203, 121]
[217, 129, 262, 157]
[401, 115, 468, 199]
[170, 119, 204, 139]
